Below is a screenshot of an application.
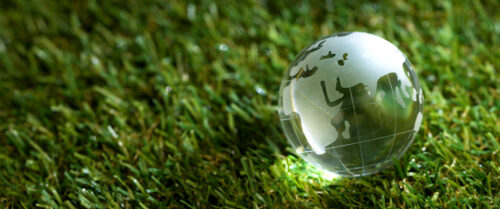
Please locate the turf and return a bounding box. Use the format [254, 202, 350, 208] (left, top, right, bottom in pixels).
[0, 0, 499, 208]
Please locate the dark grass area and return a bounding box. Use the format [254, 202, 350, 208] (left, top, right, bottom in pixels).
[0, 0, 499, 208]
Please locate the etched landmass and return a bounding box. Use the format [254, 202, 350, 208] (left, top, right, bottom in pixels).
[283, 65, 319, 86]
[320, 51, 336, 60]
[338, 53, 348, 66]
[291, 40, 326, 67]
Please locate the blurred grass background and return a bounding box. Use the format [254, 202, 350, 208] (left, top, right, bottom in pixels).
[0, 0, 499, 208]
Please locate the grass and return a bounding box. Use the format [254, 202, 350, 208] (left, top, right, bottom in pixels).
[0, 0, 498, 208]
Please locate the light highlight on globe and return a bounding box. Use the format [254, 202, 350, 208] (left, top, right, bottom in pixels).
[279, 32, 423, 177]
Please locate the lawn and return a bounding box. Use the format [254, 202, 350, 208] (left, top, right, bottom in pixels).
[0, 0, 498, 208]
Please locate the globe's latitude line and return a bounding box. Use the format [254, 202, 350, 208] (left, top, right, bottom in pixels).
[300, 129, 416, 153]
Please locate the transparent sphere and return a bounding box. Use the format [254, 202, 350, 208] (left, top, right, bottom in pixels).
[279, 32, 423, 177]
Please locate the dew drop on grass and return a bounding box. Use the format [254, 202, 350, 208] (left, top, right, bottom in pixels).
[164, 86, 173, 96]
[255, 86, 266, 95]
[218, 43, 228, 51]
[82, 168, 90, 175]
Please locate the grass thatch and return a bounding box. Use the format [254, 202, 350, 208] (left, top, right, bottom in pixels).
[0, 0, 498, 208]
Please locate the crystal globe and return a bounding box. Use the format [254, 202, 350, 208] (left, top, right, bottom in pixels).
[279, 32, 423, 177]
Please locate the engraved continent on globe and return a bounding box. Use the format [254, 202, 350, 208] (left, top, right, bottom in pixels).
[279, 32, 423, 177]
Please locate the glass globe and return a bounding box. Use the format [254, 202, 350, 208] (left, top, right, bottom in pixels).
[279, 32, 423, 177]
